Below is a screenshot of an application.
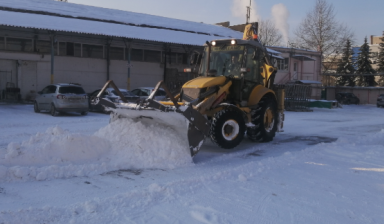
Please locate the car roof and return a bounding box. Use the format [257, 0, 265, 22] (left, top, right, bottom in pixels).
[134, 87, 165, 90]
[56, 83, 82, 87]
[106, 87, 130, 92]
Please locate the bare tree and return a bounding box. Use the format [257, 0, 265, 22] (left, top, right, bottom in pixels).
[294, 0, 354, 73]
[259, 19, 283, 47]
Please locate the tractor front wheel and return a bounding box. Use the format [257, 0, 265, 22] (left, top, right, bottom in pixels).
[210, 108, 246, 149]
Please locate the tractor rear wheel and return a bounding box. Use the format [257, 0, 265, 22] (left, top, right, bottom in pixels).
[210, 108, 246, 149]
[247, 96, 278, 142]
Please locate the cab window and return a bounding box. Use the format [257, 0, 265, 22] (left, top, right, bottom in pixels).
[244, 47, 263, 84]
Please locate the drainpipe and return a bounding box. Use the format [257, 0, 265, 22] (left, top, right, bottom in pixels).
[123, 38, 132, 90]
[163, 44, 168, 81]
[301, 59, 304, 80]
[49, 32, 56, 84]
[127, 46, 131, 90]
[106, 38, 112, 81]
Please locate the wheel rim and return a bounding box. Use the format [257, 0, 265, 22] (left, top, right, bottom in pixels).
[264, 107, 275, 132]
[221, 119, 240, 140]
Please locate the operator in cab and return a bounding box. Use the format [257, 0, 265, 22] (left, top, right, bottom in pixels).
[227, 54, 241, 75]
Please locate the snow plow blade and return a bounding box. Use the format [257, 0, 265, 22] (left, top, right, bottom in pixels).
[91, 80, 210, 157]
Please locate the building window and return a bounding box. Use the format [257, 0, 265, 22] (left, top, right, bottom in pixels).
[131, 48, 143, 61]
[58, 42, 67, 56]
[109, 47, 124, 60]
[277, 58, 289, 71]
[177, 54, 184, 64]
[144, 50, 161, 62]
[181, 53, 188, 64]
[59, 42, 79, 56]
[0, 37, 4, 50]
[168, 52, 177, 64]
[82, 44, 103, 59]
[35, 40, 51, 53]
[6, 37, 32, 52]
[74, 43, 81, 57]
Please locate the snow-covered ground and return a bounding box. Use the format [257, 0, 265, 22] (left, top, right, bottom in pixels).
[1, 103, 384, 223]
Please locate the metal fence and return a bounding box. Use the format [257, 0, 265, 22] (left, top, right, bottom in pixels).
[284, 84, 312, 111]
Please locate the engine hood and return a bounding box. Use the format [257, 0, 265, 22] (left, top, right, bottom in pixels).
[182, 76, 227, 89]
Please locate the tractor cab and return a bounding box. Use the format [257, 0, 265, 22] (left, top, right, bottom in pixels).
[199, 39, 265, 85]
[197, 39, 275, 104]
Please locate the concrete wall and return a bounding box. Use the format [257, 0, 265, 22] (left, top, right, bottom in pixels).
[0, 49, 189, 99]
[326, 87, 384, 104]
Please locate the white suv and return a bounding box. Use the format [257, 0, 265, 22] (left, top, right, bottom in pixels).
[34, 83, 89, 116]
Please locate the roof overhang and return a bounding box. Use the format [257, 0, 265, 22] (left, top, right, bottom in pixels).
[0, 10, 237, 46]
[292, 55, 315, 61]
[271, 54, 284, 60]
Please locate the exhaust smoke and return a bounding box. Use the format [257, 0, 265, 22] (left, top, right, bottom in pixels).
[271, 3, 290, 44]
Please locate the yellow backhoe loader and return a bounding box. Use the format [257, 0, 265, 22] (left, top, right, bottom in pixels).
[92, 23, 284, 156]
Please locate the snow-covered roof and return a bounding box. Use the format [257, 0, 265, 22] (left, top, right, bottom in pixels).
[266, 48, 281, 54]
[292, 55, 316, 61]
[0, 0, 243, 46]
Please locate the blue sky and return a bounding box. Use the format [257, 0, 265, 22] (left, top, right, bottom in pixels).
[69, 0, 382, 46]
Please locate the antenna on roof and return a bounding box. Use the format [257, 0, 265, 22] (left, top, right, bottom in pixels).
[246, 0, 251, 24]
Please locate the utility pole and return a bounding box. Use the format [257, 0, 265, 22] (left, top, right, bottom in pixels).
[246, 0, 251, 24]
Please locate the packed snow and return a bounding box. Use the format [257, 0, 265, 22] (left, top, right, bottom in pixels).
[0, 114, 192, 182]
[1, 103, 384, 223]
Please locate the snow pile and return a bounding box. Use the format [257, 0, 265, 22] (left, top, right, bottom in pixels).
[0, 119, 192, 182]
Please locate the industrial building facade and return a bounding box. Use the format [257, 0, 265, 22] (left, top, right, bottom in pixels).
[0, 25, 197, 100]
[0, 0, 323, 102]
[0, 0, 243, 101]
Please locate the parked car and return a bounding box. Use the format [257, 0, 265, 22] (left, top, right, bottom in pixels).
[88, 88, 139, 112]
[34, 83, 89, 116]
[131, 87, 167, 101]
[377, 94, 384, 107]
[335, 92, 360, 105]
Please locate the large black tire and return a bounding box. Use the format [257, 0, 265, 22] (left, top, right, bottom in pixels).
[34, 101, 40, 113]
[247, 96, 278, 142]
[81, 111, 88, 116]
[210, 108, 246, 149]
[50, 104, 58, 116]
